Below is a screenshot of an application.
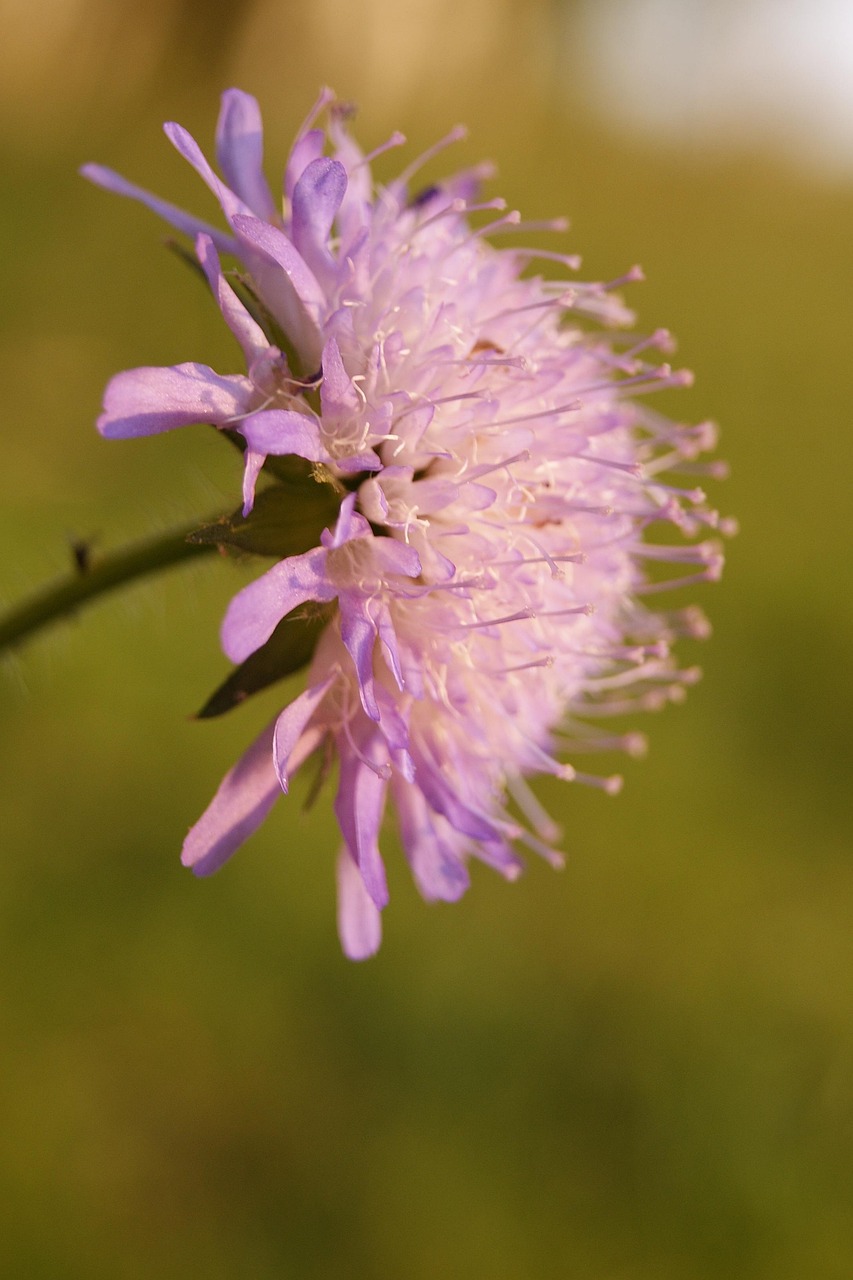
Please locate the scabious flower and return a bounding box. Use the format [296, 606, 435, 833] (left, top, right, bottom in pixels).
[84, 89, 727, 959]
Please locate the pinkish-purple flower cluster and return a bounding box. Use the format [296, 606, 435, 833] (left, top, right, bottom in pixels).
[84, 89, 727, 958]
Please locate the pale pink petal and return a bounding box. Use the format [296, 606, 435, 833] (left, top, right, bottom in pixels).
[336, 848, 382, 961]
[371, 538, 422, 580]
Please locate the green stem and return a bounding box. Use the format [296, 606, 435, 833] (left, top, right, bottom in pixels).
[0, 518, 222, 654]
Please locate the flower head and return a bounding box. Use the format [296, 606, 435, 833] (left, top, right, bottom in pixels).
[85, 89, 727, 959]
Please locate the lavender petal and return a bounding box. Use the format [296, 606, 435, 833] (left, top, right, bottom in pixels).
[221, 548, 336, 664]
[196, 233, 267, 364]
[163, 121, 253, 225]
[334, 743, 390, 910]
[336, 848, 382, 961]
[291, 157, 347, 277]
[272, 675, 334, 791]
[80, 163, 234, 254]
[181, 721, 280, 876]
[215, 89, 278, 223]
[97, 363, 252, 438]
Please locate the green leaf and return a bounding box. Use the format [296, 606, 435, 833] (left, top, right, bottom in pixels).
[188, 480, 340, 558]
[197, 606, 332, 718]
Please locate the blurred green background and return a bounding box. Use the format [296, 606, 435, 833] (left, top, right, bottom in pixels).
[1, 1, 851, 1276]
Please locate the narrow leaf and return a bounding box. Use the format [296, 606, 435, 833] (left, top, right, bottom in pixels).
[188, 480, 339, 558]
[197, 606, 332, 718]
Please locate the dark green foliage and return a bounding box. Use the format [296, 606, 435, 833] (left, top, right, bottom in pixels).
[188, 478, 340, 560]
[197, 604, 332, 717]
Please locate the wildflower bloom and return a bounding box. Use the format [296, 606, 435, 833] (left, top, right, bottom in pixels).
[84, 90, 727, 958]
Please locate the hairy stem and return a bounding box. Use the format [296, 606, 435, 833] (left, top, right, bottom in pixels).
[0, 519, 221, 654]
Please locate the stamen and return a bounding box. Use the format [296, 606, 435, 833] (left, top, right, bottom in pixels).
[570, 364, 693, 399]
[573, 692, 665, 718]
[512, 247, 583, 271]
[406, 195, 507, 239]
[408, 196, 466, 234]
[487, 216, 569, 235]
[668, 459, 731, 480]
[353, 131, 407, 168]
[455, 450, 530, 482]
[602, 265, 645, 290]
[514, 734, 577, 782]
[440, 353, 529, 371]
[516, 828, 565, 869]
[648, 665, 702, 686]
[572, 771, 623, 794]
[632, 540, 722, 565]
[393, 388, 486, 426]
[395, 124, 468, 188]
[486, 554, 586, 571]
[459, 607, 535, 630]
[555, 502, 616, 518]
[668, 605, 712, 640]
[480, 291, 574, 328]
[295, 86, 336, 140]
[584, 659, 671, 691]
[507, 774, 562, 843]
[635, 328, 676, 356]
[536, 603, 595, 617]
[565, 644, 648, 663]
[635, 562, 723, 594]
[488, 656, 554, 675]
[557, 731, 648, 758]
[574, 455, 644, 477]
[489, 399, 583, 430]
[467, 209, 522, 240]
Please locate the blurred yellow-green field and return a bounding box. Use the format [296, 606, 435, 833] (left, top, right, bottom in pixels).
[2, 2, 851, 1277]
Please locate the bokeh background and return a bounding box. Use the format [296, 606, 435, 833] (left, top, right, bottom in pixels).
[1, 1, 851, 1276]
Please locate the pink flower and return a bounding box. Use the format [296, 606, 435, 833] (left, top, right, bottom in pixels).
[86, 90, 727, 959]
